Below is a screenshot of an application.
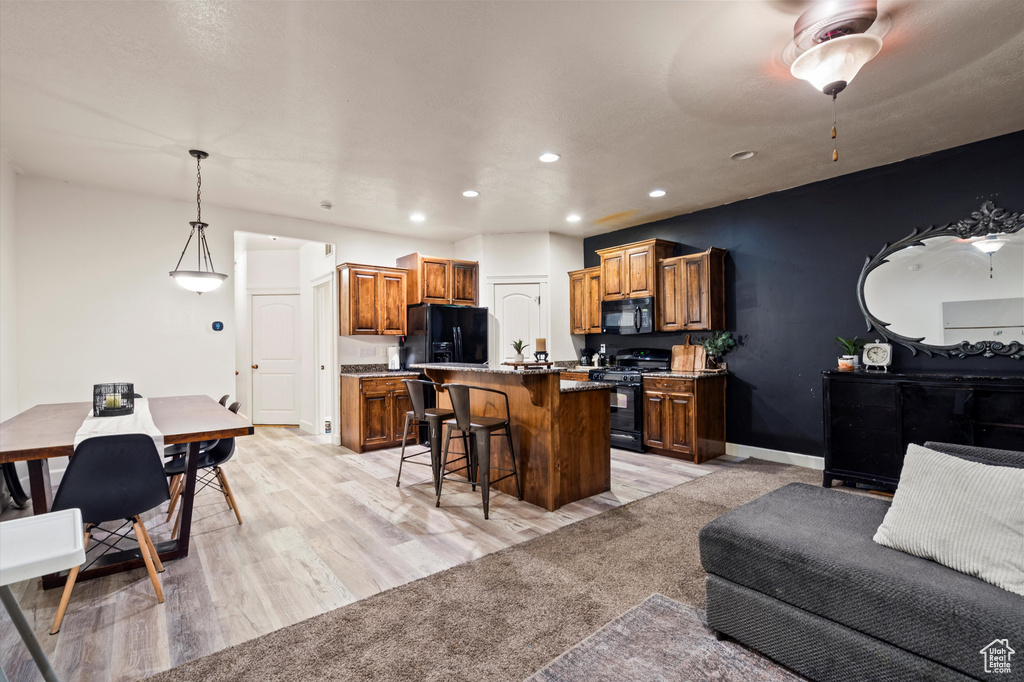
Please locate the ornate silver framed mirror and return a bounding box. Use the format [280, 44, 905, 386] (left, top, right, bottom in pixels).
[857, 201, 1023, 360]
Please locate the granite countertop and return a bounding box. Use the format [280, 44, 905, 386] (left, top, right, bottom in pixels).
[561, 366, 597, 372]
[340, 370, 420, 379]
[643, 371, 729, 379]
[410, 362, 563, 376]
[560, 380, 613, 393]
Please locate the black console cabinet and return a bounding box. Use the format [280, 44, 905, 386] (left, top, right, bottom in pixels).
[822, 370, 1024, 490]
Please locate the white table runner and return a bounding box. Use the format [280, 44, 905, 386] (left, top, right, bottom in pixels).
[73, 398, 165, 453]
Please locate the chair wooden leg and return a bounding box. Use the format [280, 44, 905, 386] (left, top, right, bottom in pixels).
[217, 467, 243, 525]
[172, 502, 183, 540]
[50, 527, 90, 634]
[215, 469, 233, 510]
[166, 477, 182, 522]
[133, 518, 164, 603]
[136, 521, 163, 573]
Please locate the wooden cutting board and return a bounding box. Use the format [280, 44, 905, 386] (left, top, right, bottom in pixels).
[671, 336, 706, 372]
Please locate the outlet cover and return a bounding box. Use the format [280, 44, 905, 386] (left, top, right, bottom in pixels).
[358, 347, 376, 358]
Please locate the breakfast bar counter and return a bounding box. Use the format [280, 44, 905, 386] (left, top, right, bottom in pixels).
[411, 363, 611, 511]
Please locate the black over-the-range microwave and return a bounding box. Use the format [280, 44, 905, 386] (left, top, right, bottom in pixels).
[600, 297, 654, 335]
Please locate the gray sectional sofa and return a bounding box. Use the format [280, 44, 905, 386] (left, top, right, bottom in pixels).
[699, 442, 1024, 682]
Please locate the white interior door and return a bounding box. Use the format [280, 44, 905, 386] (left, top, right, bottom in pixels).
[313, 280, 333, 434]
[252, 294, 301, 425]
[494, 283, 542, 363]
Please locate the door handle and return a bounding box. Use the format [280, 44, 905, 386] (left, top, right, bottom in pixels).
[251, 364, 259, 369]
[321, 365, 325, 370]
[634, 306, 641, 331]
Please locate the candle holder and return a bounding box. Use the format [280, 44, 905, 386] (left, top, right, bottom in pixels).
[533, 351, 549, 362]
[93, 383, 135, 417]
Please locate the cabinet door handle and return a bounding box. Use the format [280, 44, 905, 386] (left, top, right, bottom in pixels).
[251, 364, 259, 369]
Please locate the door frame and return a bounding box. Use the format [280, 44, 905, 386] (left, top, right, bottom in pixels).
[486, 275, 549, 365]
[246, 288, 300, 426]
[311, 272, 338, 441]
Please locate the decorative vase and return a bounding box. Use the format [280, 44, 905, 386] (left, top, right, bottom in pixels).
[514, 353, 525, 363]
[838, 355, 858, 372]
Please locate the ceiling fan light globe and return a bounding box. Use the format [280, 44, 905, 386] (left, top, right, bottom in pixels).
[790, 34, 883, 93]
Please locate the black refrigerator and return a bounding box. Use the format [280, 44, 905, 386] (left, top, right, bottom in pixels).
[404, 304, 489, 367]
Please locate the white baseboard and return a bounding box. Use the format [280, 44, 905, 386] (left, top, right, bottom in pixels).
[726, 442, 824, 470]
[299, 420, 316, 435]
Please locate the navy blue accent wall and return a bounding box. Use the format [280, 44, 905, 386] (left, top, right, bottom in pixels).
[582, 131, 1024, 458]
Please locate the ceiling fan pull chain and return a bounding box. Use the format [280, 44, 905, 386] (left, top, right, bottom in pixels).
[831, 92, 839, 162]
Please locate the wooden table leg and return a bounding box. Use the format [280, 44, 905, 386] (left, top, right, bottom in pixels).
[168, 440, 201, 558]
[27, 460, 52, 515]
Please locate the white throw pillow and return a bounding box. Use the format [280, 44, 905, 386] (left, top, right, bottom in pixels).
[873, 443, 1024, 596]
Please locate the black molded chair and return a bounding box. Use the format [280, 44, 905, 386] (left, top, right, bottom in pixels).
[438, 384, 522, 519]
[396, 380, 456, 494]
[166, 400, 243, 535]
[164, 400, 238, 518]
[49, 434, 170, 633]
[218, 394, 230, 407]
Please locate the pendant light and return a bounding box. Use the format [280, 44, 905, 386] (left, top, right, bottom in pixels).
[787, 1, 883, 162]
[169, 150, 228, 294]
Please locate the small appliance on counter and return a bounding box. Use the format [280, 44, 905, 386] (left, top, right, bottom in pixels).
[387, 344, 404, 371]
[579, 347, 596, 367]
[590, 348, 671, 452]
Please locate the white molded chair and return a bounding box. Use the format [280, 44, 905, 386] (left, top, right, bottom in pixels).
[0, 508, 87, 682]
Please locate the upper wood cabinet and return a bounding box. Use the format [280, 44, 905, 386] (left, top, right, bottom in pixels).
[396, 253, 479, 306]
[568, 266, 603, 335]
[596, 239, 676, 300]
[338, 263, 408, 336]
[657, 248, 726, 332]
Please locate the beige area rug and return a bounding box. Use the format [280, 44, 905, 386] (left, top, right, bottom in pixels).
[528, 594, 803, 681]
[148, 459, 820, 682]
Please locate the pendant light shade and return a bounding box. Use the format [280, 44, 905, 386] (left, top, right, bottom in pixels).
[790, 33, 883, 95]
[170, 150, 228, 294]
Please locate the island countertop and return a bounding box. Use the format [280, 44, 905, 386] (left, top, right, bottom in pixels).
[416, 363, 611, 511]
[410, 362, 562, 376]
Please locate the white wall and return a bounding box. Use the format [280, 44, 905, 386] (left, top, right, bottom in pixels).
[246, 250, 300, 290]
[1, 153, 18, 422]
[455, 232, 584, 363]
[15, 176, 236, 409]
[298, 242, 335, 434]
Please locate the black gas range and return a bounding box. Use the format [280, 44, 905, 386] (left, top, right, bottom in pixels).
[589, 349, 671, 452]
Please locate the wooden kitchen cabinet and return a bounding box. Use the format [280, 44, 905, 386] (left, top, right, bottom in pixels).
[396, 253, 479, 306]
[340, 374, 418, 453]
[596, 239, 676, 301]
[642, 374, 726, 463]
[568, 266, 603, 335]
[338, 263, 408, 336]
[657, 248, 726, 332]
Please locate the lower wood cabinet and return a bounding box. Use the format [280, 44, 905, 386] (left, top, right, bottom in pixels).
[642, 375, 726, 463]
[561, 371, 591, 381]
[340, 375, 418, 453]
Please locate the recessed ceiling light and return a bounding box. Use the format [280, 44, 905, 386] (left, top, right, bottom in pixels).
[539, 152, 560, 163]
[320, 200, 333, 210]
[566, 214, 581, 223]
[730, 150, 757, 161]
[410, 213, 426, 222]
[649, 189, 666, 198]
[462, 190, 479, 198]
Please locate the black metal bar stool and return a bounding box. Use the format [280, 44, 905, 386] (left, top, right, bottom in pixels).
[437, 383, 523, 519]
[397, 380, 458, 495]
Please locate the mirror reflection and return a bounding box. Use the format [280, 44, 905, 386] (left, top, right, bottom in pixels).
[863, 231, 1024, 347]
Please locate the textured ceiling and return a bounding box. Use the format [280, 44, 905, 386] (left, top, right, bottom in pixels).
[1, 1, 1022, 242]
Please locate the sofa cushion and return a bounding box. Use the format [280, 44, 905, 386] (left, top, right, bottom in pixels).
[923, 441, 1024, 469]
[699, 483, 1024, 679]
[874, 444, 1024, 596]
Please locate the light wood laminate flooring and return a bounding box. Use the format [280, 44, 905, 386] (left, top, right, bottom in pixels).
[0, 427, 739, 682]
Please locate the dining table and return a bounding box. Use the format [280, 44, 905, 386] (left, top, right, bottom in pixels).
[0, 395, 253, 589]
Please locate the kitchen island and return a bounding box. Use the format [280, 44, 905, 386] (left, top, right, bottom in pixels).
[411, 363, 612, 511]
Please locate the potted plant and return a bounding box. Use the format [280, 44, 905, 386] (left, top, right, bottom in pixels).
[702, 331, 737, 370]
[511, 339, 529, 363]
[835, 336, 867, 371]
